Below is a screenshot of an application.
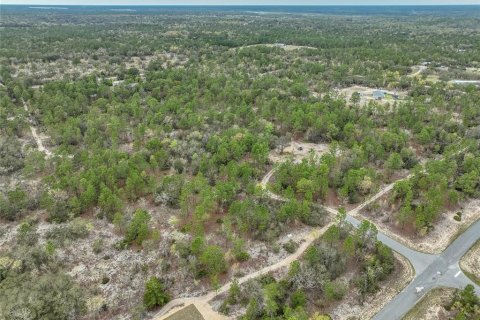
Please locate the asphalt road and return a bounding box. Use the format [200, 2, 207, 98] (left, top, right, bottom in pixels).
[373, 218, 480, 320]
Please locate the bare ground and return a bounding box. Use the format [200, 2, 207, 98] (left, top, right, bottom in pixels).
[237, 43, 317, 51]
[268, 141, 330, 164]
[409, 65, 427, 78]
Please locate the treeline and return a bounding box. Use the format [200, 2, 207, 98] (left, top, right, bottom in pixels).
[2, 11, 479, 71]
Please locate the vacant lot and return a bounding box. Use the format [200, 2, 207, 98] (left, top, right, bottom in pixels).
[359, 198, 480, 254]
[269, 141, 330, 164]
[402, 287, 455, 320]
[460, 240, 480, 285]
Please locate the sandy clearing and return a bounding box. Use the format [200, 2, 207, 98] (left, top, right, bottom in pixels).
[237, 43, 317, 51]
[269, 141, 330, 164]
[408, 65, 427, 78]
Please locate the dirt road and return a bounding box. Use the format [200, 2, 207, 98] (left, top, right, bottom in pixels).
[22, 99, 52, 158]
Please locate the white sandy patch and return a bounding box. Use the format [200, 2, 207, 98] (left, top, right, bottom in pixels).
[237, 43, 316, 51]
[269, 141, 330, 164]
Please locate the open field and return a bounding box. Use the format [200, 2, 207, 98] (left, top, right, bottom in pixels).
[165, 304, 205, 320]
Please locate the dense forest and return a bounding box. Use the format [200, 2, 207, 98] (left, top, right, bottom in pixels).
[0, 5, 479, 320]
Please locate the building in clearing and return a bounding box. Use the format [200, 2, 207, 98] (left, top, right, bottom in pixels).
[452, 80, 480, 86]
[373, 90, 386, 100]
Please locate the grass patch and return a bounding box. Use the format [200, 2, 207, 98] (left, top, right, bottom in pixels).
[402, 287, 455, 320]
[463, 269, 480, 286]
[165, 304, 205, 320]
[460, 239, 480, 286]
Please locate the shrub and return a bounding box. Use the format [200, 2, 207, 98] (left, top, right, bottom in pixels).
[290, 289, 307, 308]
[46, 219, 90, 246]
[454, 211, 462, 222]
[233, 238, 250, 262]
[143, 277, 170, 310]
[283, 239, 299, 254]
[92, 239, 104, 254]
[0, 273, 86, 320]
[324, 280, 346, 301]
[0, 187, 28, 221]
[124, 209, 151, 246]
[199, 245, 227, 277]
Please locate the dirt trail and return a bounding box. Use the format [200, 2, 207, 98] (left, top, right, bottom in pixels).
[22, 99, 52, 158]
[155, 223, 334, 320]
[409, 65, 427, 78]
[153, 165, 399, 320]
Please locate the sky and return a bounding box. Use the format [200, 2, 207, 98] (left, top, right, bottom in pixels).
[2, 0, 479, 5]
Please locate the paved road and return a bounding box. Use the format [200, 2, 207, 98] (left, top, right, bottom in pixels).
[374, 219, 480, 320]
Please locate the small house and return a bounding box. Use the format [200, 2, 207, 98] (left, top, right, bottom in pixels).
[373, 90, 386, 100]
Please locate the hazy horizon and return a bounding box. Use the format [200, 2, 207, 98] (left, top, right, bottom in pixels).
[2, 1, 479, 6]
